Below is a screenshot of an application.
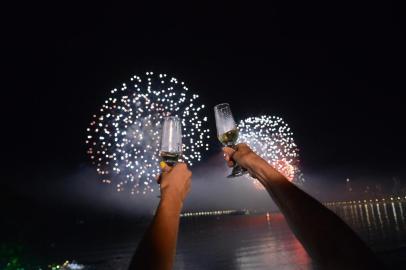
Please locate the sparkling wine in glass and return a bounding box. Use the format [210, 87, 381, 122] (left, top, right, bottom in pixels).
[214, 103, 247, 178]
[160, 116, 182, 167]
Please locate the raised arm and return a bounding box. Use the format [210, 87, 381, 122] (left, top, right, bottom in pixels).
[128, 163, 191, 270]
[223, 144, 383, 270]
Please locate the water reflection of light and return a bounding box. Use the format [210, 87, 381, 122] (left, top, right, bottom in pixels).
[364, 204, 372, 229]
[376, 203, 385, 237]
[358, 204, 365, 227]
[351, 204, 359, 225]
[322, 200, 406, 257]
[234, 214, 312, 270]
[391, 202, 400, 232]
[343, 205, 349, 220]
[383, 203, 390, 226]
[291, 237, 311, 267]
[368, 203, 377, 231]
[398, 202, 405, 229]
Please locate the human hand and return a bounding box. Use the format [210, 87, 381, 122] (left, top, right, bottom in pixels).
[158, 162, 192, 205]
[223, 143, 263, 178]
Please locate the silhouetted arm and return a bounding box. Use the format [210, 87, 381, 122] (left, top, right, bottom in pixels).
[129, 163, 191, 270]
[224, 144, 384, 270]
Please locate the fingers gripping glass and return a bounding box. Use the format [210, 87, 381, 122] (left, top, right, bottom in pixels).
[214, 103, 247, 178]
[160, 116, 182, 167]
[157, 116, 182, 198]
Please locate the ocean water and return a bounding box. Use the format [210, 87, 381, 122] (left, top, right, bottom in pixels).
[15, 200, 406, 269]
[172, 200, 406, 269]
[174, 213, 312, 270]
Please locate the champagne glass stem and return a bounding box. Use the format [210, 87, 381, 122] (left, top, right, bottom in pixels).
[227, 144, 248, 178]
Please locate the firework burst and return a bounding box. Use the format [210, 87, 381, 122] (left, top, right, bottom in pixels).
[238, 116, 304, 188]
[86, 72, 210, 195]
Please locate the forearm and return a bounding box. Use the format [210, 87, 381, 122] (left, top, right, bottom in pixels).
[247, 157, 382, 269]
[129, 196, 182, 270]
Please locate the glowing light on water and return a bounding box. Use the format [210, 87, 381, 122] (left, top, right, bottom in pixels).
[86, 72, 210, 194]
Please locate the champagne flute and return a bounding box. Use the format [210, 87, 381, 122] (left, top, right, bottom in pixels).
[157, 116, 182, 198]
[214, 103, 247, 178]
[160, 116, 182, 167]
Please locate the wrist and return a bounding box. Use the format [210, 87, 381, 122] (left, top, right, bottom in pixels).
[160, 190, 184, 211]
[248, 156, 286, 185]
[244, 153, 267, 171]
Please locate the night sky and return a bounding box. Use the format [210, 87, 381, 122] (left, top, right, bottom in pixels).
[3, 1, 406, 210]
